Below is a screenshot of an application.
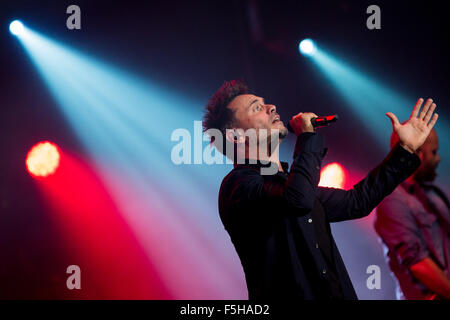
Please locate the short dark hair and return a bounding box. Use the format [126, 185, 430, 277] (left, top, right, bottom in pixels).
[202, 80, 248, 156]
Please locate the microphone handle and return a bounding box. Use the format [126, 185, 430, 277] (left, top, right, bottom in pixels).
[286, 114, 339, 133]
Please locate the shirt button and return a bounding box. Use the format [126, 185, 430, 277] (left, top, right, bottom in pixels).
[322, 269, 327, 274]
[315, 243, 319, 249]
[400, 157, 405, 162]
[308, 218, 313, 223]
[316, 166, 320, 170]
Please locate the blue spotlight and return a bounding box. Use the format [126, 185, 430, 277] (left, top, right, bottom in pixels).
[299, 38, 316, 56]
[9, 20, 24, 36]
[15, 26, 246, 298]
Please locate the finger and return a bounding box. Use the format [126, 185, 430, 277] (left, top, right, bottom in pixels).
[411, 98, 424, 118]
[386, 112, 400, 129]
[428, 113, 438, 129]
[291, 113, 303, 126]
[291, 113, 302, 124]
[423, 103, 436, 124]
[419, 98, 433, 120]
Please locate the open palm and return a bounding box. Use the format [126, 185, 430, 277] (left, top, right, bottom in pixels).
[386, 98, 439, 153]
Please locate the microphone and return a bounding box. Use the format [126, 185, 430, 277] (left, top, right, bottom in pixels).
[286, 114, 339, 133]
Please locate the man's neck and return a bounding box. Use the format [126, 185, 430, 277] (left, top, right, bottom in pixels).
[257, 142, 283, 172]
[234, 139, 283, 171]
[409, 175, 434, 188]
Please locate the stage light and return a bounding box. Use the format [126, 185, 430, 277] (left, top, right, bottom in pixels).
[319, 162, 346, 189]
[299, 38, 316, 56]
[9, 20, 24, 36]
[26, 141, 60, 177]
[16, 26, 244, 298]
[306, 45, 450, 188]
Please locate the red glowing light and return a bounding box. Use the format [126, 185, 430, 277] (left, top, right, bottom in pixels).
[26, 141, 60, 177]
[319, 162, 346, 189]
[37, 151, 170, 298]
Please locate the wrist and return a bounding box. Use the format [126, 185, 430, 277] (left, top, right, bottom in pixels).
[399, 142, 415, 154]
[298, 126, 315, 134]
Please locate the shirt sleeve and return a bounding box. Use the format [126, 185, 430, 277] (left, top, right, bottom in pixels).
[224, 132, 324, 214]
[285, 132, 325, 211]
[317, 144, 421, 222]
[375, 193, 429, 268]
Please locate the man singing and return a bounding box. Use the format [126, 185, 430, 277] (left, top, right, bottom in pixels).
[202, 80, 438, 300]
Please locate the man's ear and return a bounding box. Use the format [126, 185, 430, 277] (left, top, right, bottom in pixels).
[225, 128, 245, 144]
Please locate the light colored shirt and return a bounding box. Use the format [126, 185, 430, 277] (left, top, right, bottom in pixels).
[375, 180, 450, 300]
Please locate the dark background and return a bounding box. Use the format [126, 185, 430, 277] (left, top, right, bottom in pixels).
[0, 0, 448, 299]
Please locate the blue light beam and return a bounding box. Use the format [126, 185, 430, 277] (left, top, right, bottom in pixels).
[307, 45, 450, 189]
[14, 24, 246, 298]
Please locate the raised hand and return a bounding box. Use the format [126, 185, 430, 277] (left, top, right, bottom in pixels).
[386, 98, 438, 153]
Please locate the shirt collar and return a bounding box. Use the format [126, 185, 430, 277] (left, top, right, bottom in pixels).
[235, 160, 289, 174]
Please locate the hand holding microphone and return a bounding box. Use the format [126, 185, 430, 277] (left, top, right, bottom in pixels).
[287, 113, 339, 135]
[288, 112, 317, 135]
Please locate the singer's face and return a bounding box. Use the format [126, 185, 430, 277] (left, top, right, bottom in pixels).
[227, 94, 288, 138]
[415, 129, 440, 182]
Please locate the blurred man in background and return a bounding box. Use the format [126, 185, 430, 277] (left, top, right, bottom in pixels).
[375, 127, 450, 300]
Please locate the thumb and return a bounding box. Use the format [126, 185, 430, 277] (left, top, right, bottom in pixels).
[386, 112, 400, 129]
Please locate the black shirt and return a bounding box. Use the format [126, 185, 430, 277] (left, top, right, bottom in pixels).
[276, 161, 344, 298]
[218, 132, 421, 300]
